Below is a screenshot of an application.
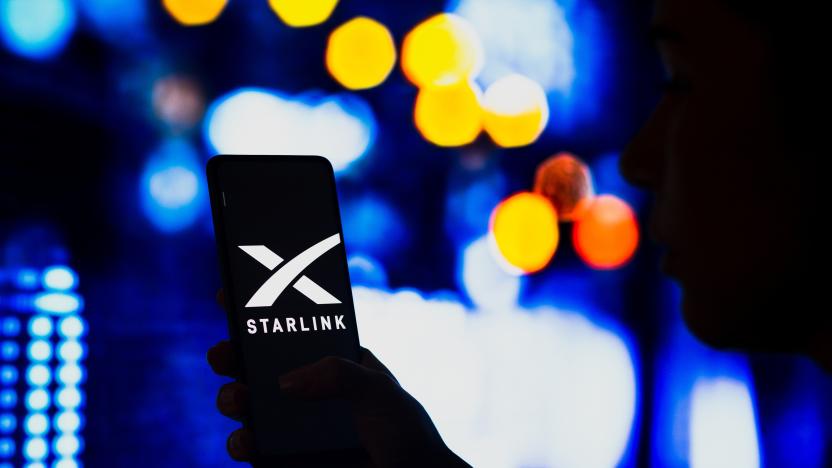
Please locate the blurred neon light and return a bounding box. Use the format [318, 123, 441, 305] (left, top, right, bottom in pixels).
[56, 387, 83, 409]
[54, 434, 80, 457]
[0, 0, 76, 60]
[326, 17, 396, 90]
[57, 341, 84, 362]
[401, 13, 483, 88]
[414, 81, 483, 147]
[1, 318, 20, 337]
[572, 195, 639, 270]
[55, 411, 81, 433]
[0, 366, 16, 386]
[26, 365, 51, 387]
[27, 341, 52, 363]
[459, 236, 521, 310]
[23, 437, 46, 461]
[268, 0, 338, 28]
[205, 88, 375, 173]
[489, 192, 559, 274]
[534, 152, 594, 222]
[162, 0, 226, 26]
[25, 389, 49, 412]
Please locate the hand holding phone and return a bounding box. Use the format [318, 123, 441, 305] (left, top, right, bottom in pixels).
[207, 307, 469, 467]
[206, 155, 467, 467]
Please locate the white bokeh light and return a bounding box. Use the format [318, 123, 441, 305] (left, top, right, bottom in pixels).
[205, 88, 375, 172]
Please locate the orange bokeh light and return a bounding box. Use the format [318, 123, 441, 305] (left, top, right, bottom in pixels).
[573, 195, 639, 269]
[490, 192, 559, 274]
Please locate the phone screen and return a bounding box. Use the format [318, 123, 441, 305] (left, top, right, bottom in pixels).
[208, 155, 361, 458]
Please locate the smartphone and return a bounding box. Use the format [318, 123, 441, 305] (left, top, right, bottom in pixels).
[207, 155, 365, 466]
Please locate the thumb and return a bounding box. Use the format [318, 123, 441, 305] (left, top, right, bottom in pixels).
[279, 355, 394, 401]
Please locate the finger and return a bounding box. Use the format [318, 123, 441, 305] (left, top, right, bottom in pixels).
[278, 356, 393, 401]
[207, 340, 239, 377]
[359, 347, 399, 385]
[216, 381, 248, 420]
[227, 427, 255, 462]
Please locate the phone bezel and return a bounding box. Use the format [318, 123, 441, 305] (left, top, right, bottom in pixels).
[206, 154, 367, 466]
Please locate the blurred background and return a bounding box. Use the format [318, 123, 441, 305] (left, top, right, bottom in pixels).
[0, 0, 829, 467]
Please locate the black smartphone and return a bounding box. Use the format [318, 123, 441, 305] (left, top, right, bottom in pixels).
[207, 154, 366, 466]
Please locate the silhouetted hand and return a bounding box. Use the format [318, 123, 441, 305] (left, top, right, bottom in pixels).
[207, 290, 469, 468]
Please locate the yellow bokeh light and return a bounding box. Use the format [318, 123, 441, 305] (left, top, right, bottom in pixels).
[268, 0, 338, 28]
[326, 17, 396, 90]
[490, 192, 559, 274]
[401, 13, 483, 88]
[162, 0, 227, 26]
[414, 80, 483, 147]
[483, 74, 550, 148]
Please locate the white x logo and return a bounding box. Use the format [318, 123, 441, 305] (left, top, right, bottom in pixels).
[238, 233, 342, 307]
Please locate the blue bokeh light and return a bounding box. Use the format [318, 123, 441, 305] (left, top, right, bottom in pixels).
[0, 366, 17, 385]
[341, 195, 408, 261]
[0, 437, 14, 458]
[347, 255, 388, 288]
[24, 413, 49, 437]
[0, 414, 14, 435]
[0, 0, 76, 60]
[0, 390, 16, 409]
[58, 316, 85, 339]
[57, 341, 84, 362]
[78, 0, 147, 46]
[56, 386, 83, 409]
[29, 316, 53, 338]
[26, 365, 52, 387]
[42, 266, 77, 291]
[139, 139, 206, 233]
[0, 342, 19, 361]
[0, 318, 20, 337]
[23, 436, 47, 461]
[33, 292, 82, 314]
[55, 411, 82, 433]
[27, 340, 53, 363]
[25, 389, 50, 412]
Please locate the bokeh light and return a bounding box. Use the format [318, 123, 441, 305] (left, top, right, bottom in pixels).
[162, 0, 227, 26]
[42, 266, 77, 291]
[151, 75, 205, 132]
[205, 88, 375, 173]
[326, 17, 396, 90]
[451, 0, 575, 93]
[573, 194, 639, 269]
[414, 80, 482, 147]
[341, 195, 408, 261]
[139, 139, 205, 233]
[0, 0, 76, 60]
[534, 152, 594, 221]
[482, 74, 549, 148]
[401, 13, 483, 88]
[268, 0, 338, 28]
[459, 235, 521, 310]
[690, 378, 761, 468]
[489, 192, 559, 274]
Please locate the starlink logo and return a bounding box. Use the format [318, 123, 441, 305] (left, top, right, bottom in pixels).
[239, 233, 347, 335]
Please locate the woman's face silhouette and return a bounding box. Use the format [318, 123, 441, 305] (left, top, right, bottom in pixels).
[620, 0, 809, 351]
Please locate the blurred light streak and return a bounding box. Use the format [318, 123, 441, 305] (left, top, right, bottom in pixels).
[482, 74, 549, 148]
[0, 0, 76, 60]
[33, 292, 82, 315]
[204, 87, 375, 173]
[489, 192, 559, 275]
[414, 81, 482, 147]
[450, 0, 575, 93]
[572, 195, 638, 269]
[162, 0, 227, 26]
[139, 139, 205, 233]
[353, 286, 636, 467]
[401, 13, 483, 88]
[268, 0, 338, 28]
[326, 17, 396, 90]
[534, 152, 594, 222]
